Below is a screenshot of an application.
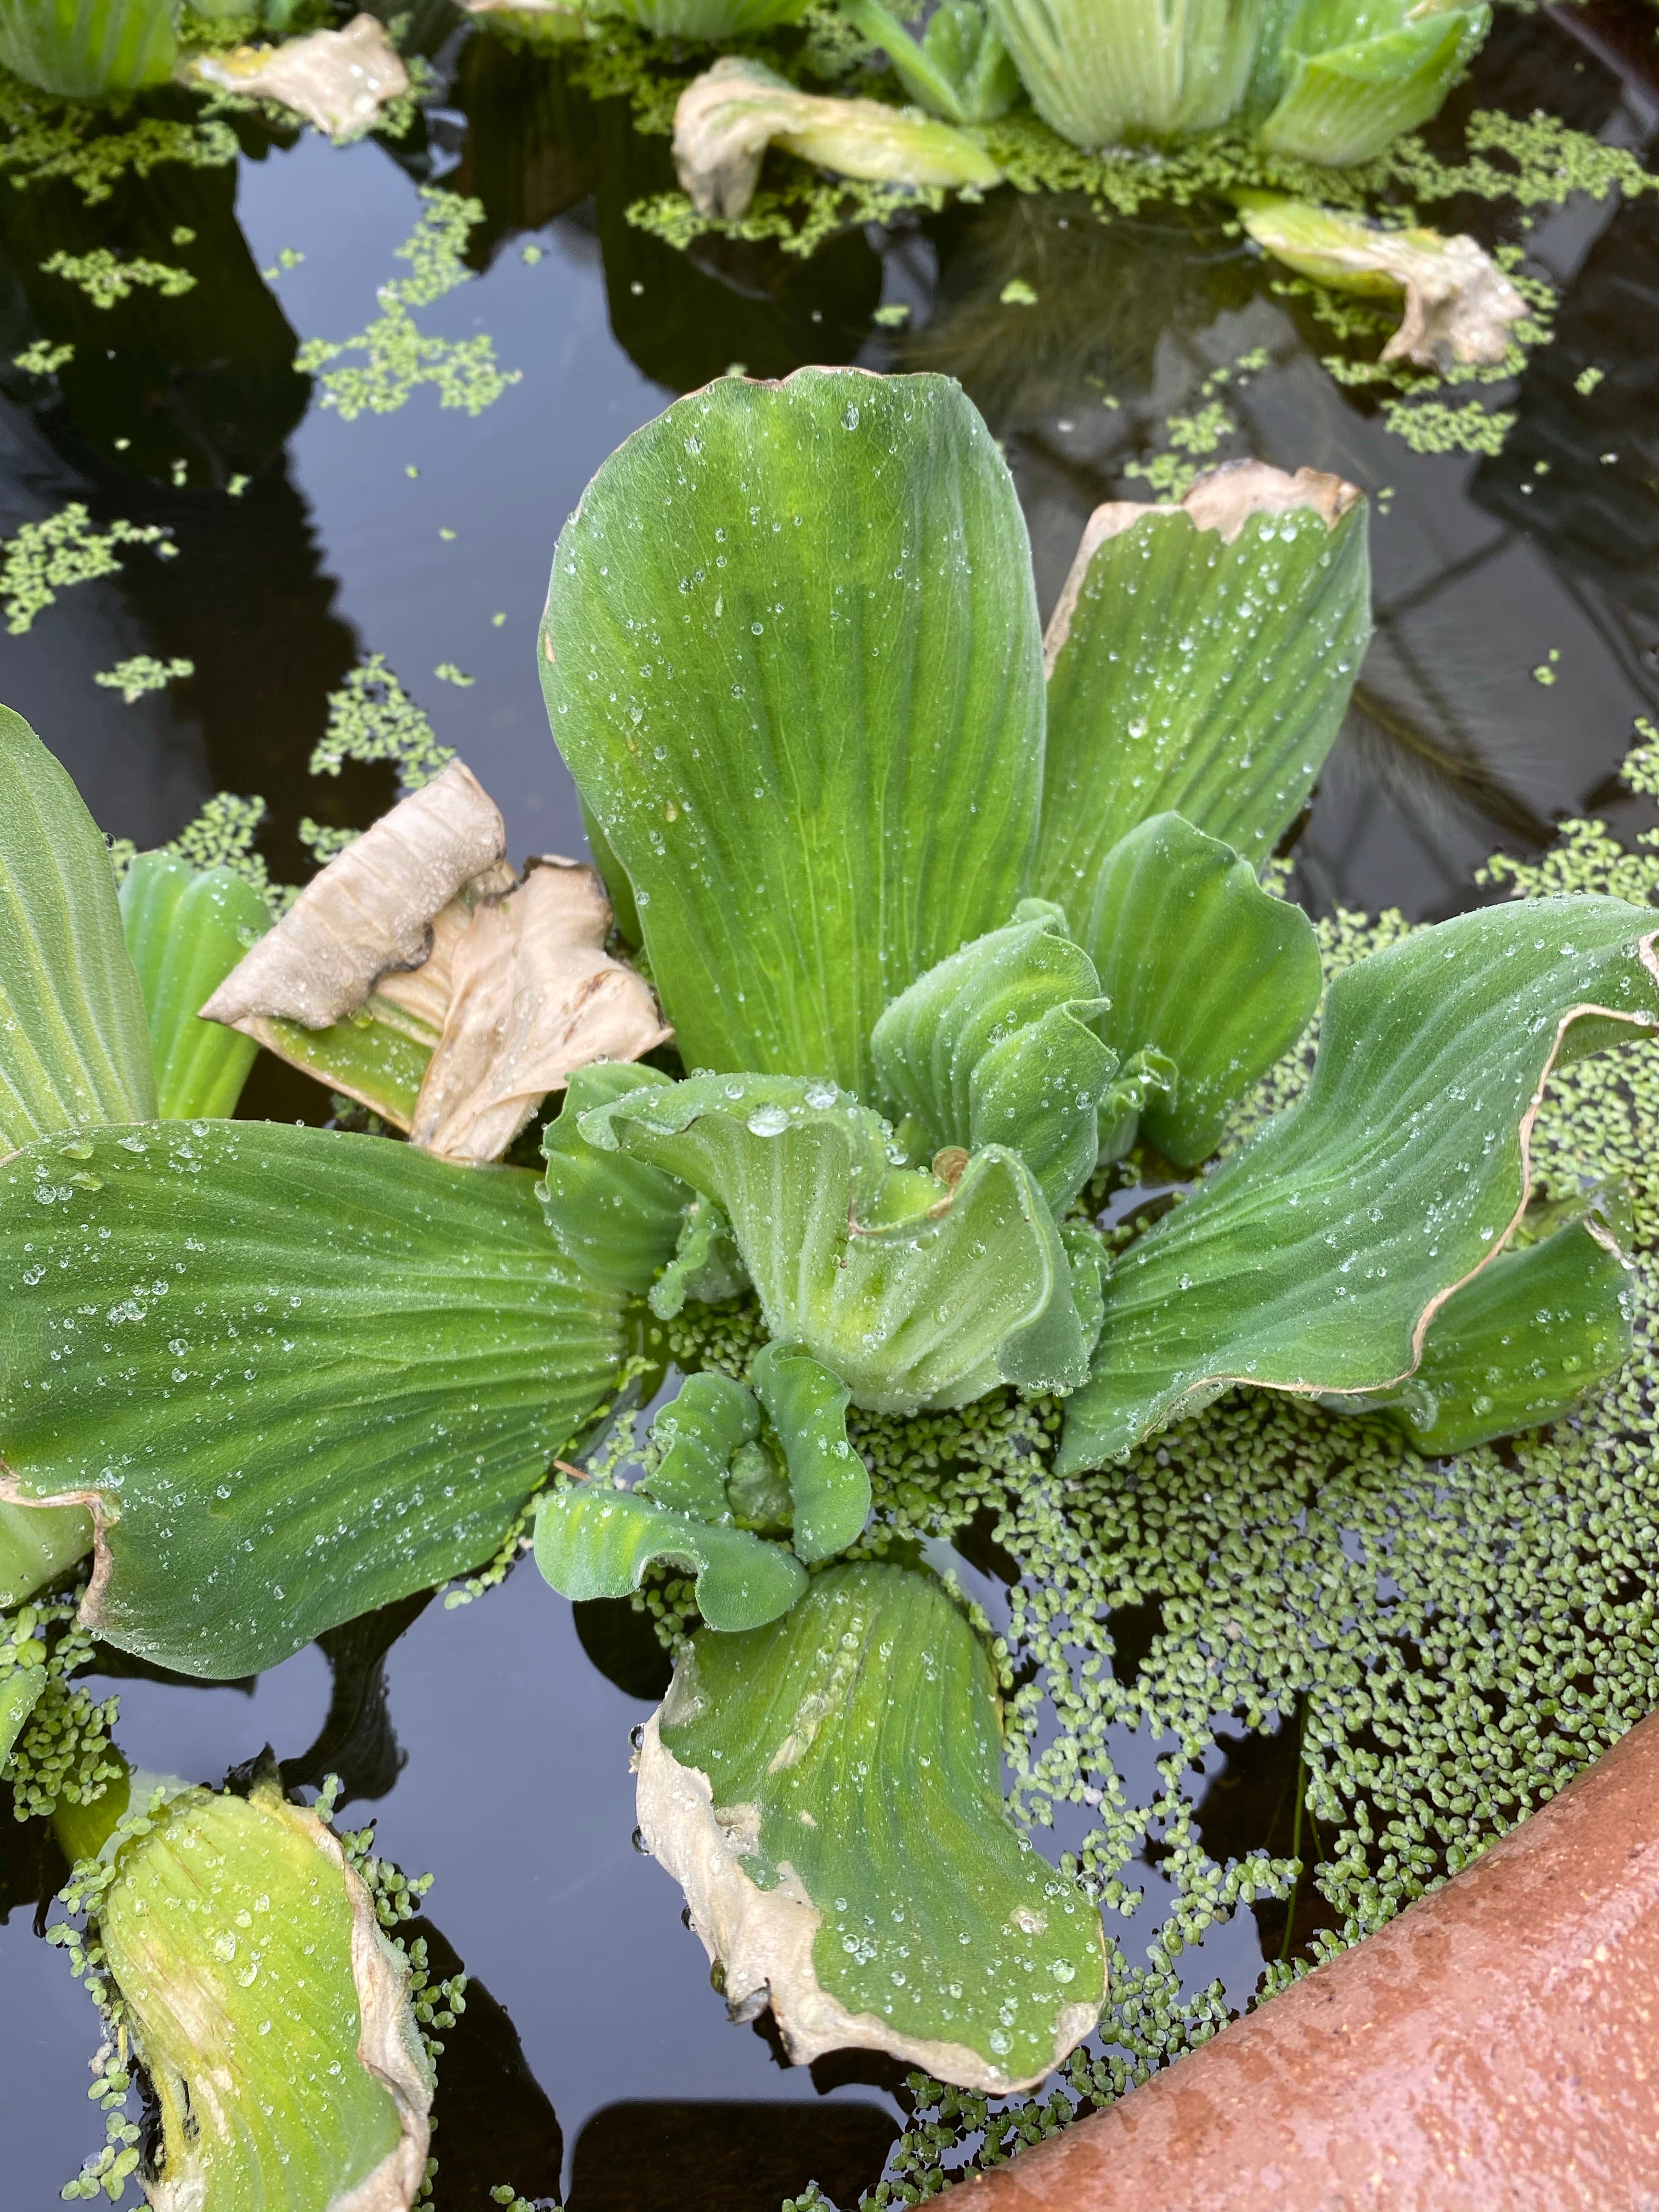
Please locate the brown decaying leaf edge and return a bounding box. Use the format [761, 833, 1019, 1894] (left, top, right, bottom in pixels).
[188, 14, 410, 137]
[1042, 460, 1363, 675]
[635, 1711, 1104, 2096]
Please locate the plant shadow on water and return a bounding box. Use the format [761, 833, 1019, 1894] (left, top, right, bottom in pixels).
[0, 3, 1657, 2207]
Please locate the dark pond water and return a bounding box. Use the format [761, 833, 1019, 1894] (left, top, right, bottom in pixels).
[2, 7, 1657, 2205]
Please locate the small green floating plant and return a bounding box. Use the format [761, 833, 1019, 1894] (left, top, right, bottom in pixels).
[3, 368, 1658, 2166]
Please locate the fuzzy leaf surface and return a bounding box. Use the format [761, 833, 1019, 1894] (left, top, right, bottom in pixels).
[1037, 476, 1369, 896]
[580, 1074, 1087, 1412]
[0, 1122, 625, 1676]
[1, 704, 156, 1151]
[1060, 899, 1659, 1471]
[1081, 813, 1322, 1167]
[534, 1483, 805, 1632]
[640, 1564, 1105, 2091]
[119, 852, 270, 1120]
[541, 369, 1044, 1094]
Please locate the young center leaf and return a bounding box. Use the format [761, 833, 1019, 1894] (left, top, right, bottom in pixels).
[1328, 1213, 1633, 1455]
[1080, 812, 1323, 1167]
[579, 1074, 1090, 1411]
[119, 851, 272, 1120]
[751, 1341, 871, 1562]
[540, 369, 1046, 1096]
[0, 1122, 627, 1677]
[642, 1369, 762, 1520]
[637, 1562, 1106, 2092]
[1, 704, 156, 1150]
[539, 1061, 691, 1294]
[1059, 898, 1659, 1472]
[534, 1483, 806, 1632]
[870, 904, 1120, 1212]
[1036, 463, 1370, 905]
[92, 1771, 432, 2212]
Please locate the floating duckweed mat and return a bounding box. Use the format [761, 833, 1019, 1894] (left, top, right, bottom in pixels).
[653, 744, 1659, 2203]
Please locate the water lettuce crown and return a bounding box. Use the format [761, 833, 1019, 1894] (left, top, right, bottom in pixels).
[4, 366, 1656, 2112]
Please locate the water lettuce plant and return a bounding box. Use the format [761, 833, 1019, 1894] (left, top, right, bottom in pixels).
[982, 0, 1490, 162]
[0, 0, 178, 99]
[673, 56, 1001, 223]
[3, 369, 1655, 2098]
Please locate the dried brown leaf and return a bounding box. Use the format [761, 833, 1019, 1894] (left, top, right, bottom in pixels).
[189, 15, 410, 136]
[409, 859, 670, 1163]
[200, 762, 506, 1035]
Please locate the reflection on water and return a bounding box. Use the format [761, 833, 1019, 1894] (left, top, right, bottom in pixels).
[1, 5, 1656, 2203]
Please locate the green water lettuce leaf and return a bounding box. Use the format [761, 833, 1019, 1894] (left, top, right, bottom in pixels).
[651, 1194, 750, 1318]
[0, 0, 177, 98]
[539, 1061, 689, 1294]
[1059, 898, 1659, 1472]
[0, 1664, 45, 1774]
[580, 1074, 1088, 1412]
[94, 1771, 431, 2211]
[534, 1482, 806, 1631]
[871, 905, 1119, 1212]
[1081, 813, 1323, 1167]
[838, 0, 1020, 122]
[0, 1122, 627, 1676]
[1260, 0, 1490, 167]
[1, 704, 156, 1151]
[119, 852, 271, 1120]
[1330, 1214, 1633, 1455]
[0, 1498, 94, 1610]
[643, 1370, 761, 1520]
[1036, 465, 1370, 900]
[985, 0, 1261, 146]
[541, 369, 1045, 1096]
[638, 1562, 1106, 2091]
[751, 1341, 870, 1562]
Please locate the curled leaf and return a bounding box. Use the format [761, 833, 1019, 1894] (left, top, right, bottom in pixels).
[0, 1498, 93, 1610]
[651, 1195, 750, 1318]
[539, 1062, 690, 1294]
[1238, 193, 1526, 369]
[534, 1482, 806, 1631]
[119, 851, 271, 1120]
[1329, 1214, 1633, 1455]
[1038, 461, 1369, 898]
[1060, 899, 1659, 1472]
[97, 1773, 432, 2211]
[1081, 813, 1323, 1167]
[750, 1342, 870, 1564]
[188, 13, 411, 136]
[408, 859, 671, 1164]
[580, 1074, 1088, 1413]
[642, 1370, 761, 1521]
[673, 57, 1001, 222]
[201, 759, 507, 1034]
[637, 1564, 1105, 2091]
[871, 906, 1118, 1214]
